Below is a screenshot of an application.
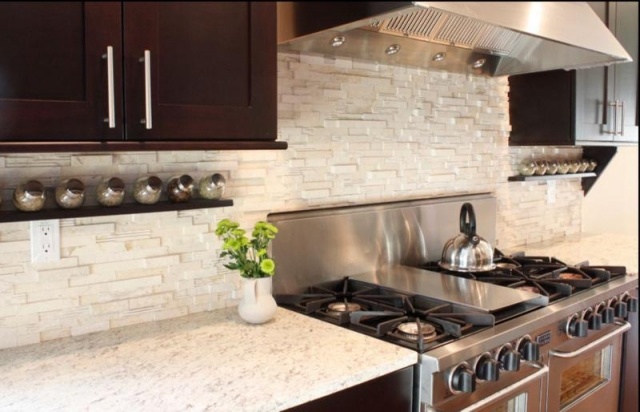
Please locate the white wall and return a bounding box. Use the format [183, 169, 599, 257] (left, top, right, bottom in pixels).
[0, 53, 586, 349]
[582, 146, 639, 235]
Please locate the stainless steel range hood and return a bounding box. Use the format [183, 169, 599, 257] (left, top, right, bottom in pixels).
[277, 2, 632, 77]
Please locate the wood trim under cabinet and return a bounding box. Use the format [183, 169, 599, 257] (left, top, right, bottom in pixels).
[0, 140, 287, 152]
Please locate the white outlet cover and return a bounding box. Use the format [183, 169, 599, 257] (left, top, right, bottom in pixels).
[30, 220, 61, 263]
[546, 180, 557, 205]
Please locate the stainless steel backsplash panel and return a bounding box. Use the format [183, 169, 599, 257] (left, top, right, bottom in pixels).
[268, 193, 496, 294]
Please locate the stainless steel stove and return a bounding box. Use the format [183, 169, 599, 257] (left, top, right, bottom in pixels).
[268, 194, 638, 412]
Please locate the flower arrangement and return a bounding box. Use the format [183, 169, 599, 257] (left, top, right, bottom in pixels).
[215, 219, 279, 278]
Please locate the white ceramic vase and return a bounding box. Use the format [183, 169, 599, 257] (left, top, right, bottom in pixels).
[238, 277, 277, 324]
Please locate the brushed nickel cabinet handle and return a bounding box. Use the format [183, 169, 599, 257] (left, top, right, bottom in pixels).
[139, 50, 152, 129]
[102, 46, 116, 128]
[608, 101, 617, 135]
[618, 100, 625, 136]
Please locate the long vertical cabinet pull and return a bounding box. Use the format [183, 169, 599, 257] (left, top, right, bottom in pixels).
[102, 46, 116, 128]
[608, 101, 617, 135]
[618, 101, 625, 136]
[140, 50, 153, 129]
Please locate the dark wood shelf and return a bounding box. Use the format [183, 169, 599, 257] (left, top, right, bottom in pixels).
[508, 172, 596, 182]
[0, 140, 287, 153]
[0, 198, 233, 223]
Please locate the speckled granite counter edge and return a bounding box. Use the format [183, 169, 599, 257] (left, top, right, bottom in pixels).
[0, 307, 418, 412]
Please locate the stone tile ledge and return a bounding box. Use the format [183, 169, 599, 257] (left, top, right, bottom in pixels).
[0, 307, 417, 412]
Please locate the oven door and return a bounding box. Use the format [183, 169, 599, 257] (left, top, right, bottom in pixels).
[429, 364, 548, 412]
[546, 321, 631, 412]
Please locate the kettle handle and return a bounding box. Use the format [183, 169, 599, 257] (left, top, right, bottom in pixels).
[459, 203, 477, 237]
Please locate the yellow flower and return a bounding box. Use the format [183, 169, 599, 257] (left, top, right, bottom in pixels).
[259, 259, 275, 275]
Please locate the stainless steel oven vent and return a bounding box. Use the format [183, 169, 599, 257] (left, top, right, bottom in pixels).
[372, 7, 522, 55]
[278, 2, 632, 77]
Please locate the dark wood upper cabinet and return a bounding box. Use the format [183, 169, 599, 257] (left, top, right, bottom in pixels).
[508, 1, 637, 146]
[0, 2, 123, 141]
[0, 2, 283, 151]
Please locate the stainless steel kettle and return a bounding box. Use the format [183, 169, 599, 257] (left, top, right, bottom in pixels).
[439, 203, 495, 272]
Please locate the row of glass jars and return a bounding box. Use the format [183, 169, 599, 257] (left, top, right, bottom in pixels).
[518, 158, 597, 176]
[6, 173, 226, 212]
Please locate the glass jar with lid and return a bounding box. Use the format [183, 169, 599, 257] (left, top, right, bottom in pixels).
[517, 159, 537, 176]
[166, 174, 194, 203]
[198, 173, 226, 200]
[133, 176, 163, 205]
[55, 178, 85, 209]
[13, 180, 46, 212]
[96, 177, 125, 207]
[546, 160, 559, 175]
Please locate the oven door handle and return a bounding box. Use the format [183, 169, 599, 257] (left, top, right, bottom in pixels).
[456, 364, 549, 412]
[549, 321, 631, 359]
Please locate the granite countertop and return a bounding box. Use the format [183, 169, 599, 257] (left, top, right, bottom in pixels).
[1, 233, 635, 411]
[0, 307, 417, 412]
[503, 232, 638, 273]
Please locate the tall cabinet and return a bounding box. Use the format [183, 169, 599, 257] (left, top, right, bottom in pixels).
[509, 1, 638, 146]
[0, 2, 283, 151]
[575, 1, 638, 144]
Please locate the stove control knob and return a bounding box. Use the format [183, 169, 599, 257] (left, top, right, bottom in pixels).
[475, 353, 500, 382]
[449, 363, 476, 394]
[584, 309, 602, 331]
[498, 346, 520, 372]
[622, 294, 638, 313]
[567, 314, 588, 338]
[613, 300, 628, 319]
[517, 336, 540, 362]
[597, 303, 615, 324]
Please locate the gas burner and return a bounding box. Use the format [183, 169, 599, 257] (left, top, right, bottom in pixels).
[327, 302, 362, 314]
[495, 262, 519, 270]
[516, 285, 542, 294]
[511, 255, 569, 266]
[395, 321, 437, 341]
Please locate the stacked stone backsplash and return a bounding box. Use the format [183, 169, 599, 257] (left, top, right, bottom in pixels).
[0, 52, 584, 349]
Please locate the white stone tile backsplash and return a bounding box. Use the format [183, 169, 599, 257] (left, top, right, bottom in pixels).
[0, 53, 584, 349]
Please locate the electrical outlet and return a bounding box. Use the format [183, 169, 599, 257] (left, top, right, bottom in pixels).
[30, 220, 60, 263]
[546, 180, 557, 205]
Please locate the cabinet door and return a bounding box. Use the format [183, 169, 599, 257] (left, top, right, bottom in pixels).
[0, 2, 123, 141]
[122, 2, 277, 141]
[611, 1, 638, 141]
[508, 70, 575, 146]
[575, 2, 614, 143]
[576, 1, 638, 144]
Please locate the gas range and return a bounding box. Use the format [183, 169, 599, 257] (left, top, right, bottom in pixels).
[419, 250, 627, 305]
[268, 194, 638, 412]
[275, 266, 537, 353]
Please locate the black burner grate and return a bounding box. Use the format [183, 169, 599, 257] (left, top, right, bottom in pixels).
[419, 252, 628, 304]
[275, 277, 495, 353]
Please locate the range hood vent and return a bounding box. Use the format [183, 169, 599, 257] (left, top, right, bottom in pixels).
[277, 2, 632, 77]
